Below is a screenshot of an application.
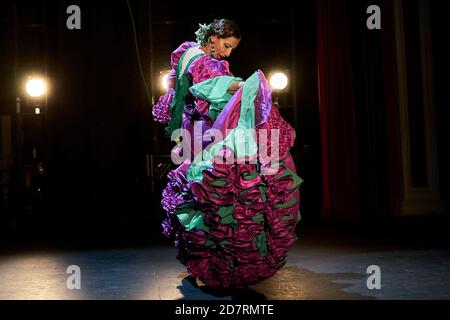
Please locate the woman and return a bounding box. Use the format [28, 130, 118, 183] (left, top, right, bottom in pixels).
[153, 19, 302, 289]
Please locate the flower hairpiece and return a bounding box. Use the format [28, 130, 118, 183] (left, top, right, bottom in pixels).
[195, 23, 212, 47]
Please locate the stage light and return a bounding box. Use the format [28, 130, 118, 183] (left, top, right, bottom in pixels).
[269, 72, 288, 91]
[160, 71, 171, 92]
[25, 77, 47, 98]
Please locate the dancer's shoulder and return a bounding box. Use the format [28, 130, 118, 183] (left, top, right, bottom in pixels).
[170, 41, 198, 69]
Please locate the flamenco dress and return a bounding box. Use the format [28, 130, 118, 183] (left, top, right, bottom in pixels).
[152, 42, 303, 288]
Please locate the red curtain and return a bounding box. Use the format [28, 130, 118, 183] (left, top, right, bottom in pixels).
[316, 0, 360, 220]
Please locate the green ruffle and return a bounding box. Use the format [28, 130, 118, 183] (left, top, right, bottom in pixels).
[175, 202, 209, 232]
[253, 230, 268, 257]
[215, 205, 237, 227]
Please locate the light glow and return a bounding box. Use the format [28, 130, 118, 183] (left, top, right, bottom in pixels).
[269, 72, 288, 91]
[26, 78, 47, 98]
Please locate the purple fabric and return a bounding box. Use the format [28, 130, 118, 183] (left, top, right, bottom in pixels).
[152, 88, 174, 124]
[211, 89, 242, 137]
[254, 70, 272, 126]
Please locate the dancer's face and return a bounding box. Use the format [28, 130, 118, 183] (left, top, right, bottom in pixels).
[210, 36, 240, 59]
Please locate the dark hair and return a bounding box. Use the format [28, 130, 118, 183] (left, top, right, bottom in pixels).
[195, 19, 241, 46]
[210, 19, 241, 40]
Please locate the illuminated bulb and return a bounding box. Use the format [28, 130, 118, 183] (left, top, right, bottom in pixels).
[26, 78, 46, 97]
[269, 72, 288, 91]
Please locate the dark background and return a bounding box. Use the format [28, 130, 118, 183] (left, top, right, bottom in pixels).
[0, 0, 449, 247]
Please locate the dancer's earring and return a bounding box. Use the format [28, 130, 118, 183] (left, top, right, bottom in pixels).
[209, 38, 215, 58]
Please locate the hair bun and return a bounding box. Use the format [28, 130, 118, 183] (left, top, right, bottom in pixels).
[194, 19, 241, 46]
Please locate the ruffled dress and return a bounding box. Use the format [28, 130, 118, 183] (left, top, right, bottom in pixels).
[153, 42, 303, 288]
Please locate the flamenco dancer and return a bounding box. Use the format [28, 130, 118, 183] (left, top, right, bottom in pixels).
[152, 19, 303, 289]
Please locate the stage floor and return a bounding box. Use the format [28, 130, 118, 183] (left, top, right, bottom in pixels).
[1, 223, 450, 300]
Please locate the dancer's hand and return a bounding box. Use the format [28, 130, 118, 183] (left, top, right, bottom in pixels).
[227, 81, 245, 93]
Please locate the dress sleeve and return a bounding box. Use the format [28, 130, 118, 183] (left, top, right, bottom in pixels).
[152, 42, 197, 124]
[152, 88, 174, 124]
[171, 41, 198, 70]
